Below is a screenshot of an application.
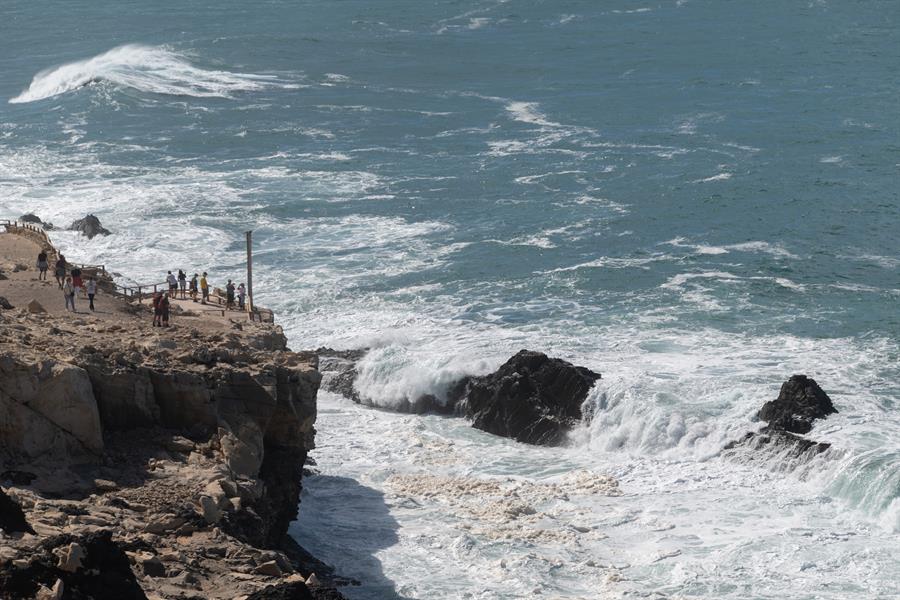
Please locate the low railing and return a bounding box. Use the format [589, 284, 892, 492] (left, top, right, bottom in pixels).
[4, 219, 275, 322]
[2, 219, 53, 246]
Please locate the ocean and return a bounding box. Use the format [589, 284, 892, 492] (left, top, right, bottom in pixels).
[1, 1, 899, 597]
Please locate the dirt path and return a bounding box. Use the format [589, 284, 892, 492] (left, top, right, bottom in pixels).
[0, 230, 261, 335]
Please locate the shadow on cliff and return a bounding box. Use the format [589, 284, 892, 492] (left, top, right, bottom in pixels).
[289, 475, 413, 600]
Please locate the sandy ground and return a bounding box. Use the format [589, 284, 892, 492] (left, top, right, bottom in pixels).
[0, 230, 257, 334]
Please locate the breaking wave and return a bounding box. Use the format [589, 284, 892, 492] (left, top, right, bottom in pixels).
[10, 44, 282, 104]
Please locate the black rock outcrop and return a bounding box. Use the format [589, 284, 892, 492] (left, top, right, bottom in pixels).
[316, 348, 601, 446]
[316, 348, 367, 403]
[68, 214, 111, 239]
[758, 375, 837, 434]
[451, 350, 601, 445]
[0, 487, 35, 535]
[725, 375, 837, 458]
[19, 214, 53, 230]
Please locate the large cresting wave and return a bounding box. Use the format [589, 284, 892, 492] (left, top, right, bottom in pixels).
[9, 44, 281, 104]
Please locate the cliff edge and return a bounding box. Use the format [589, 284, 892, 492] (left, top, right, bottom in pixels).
[0, 226, 342, 599]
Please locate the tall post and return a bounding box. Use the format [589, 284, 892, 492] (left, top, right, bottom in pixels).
[245, 230, 254, 315]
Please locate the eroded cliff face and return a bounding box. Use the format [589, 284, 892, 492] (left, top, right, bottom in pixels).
[0, 307, 337, 599]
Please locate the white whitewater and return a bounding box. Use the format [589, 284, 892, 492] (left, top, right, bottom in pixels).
[9, 44, 280, 104]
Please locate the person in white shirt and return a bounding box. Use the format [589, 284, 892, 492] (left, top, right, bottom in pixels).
[85, 277, 98, 312]
[63, 276, 76, 312]
[166, 271, 178, 296]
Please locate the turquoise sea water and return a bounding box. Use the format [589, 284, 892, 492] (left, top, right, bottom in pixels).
[2, 1, 899, 598]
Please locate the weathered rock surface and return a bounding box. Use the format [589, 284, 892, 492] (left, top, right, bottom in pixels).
[0, 487, 35, 534]
[0, 357, 103, 462]
[0, 307, 346, 598]
[725, 375, 837, 459]
[316, 348, 366, 403]
[758, 375, 837, 434]
[68, 214, 111, 239]
[26, 299, 46, 314]
[0, 530, 146, 600]
[452, 350, 601, 445]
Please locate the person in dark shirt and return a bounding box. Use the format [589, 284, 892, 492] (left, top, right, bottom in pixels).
[36, 250, 49, 280]
[54, 254, 67, 289]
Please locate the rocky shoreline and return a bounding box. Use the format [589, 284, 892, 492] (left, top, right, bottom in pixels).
[1, 219, 846, 599]
[0, 224, 347, 599]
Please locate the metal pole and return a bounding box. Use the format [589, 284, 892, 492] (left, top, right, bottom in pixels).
[245, 230, 254, 314]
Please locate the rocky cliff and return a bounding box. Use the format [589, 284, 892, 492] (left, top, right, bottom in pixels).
[0, 302, 343, 599]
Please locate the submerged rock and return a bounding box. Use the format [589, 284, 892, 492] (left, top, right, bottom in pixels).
[68, 214, 111, 239]
[451, 350, 601, 445]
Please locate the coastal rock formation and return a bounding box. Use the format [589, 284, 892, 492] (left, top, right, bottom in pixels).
[0, 487, 34, 534]
[19, 214, 53, 230]
[725, 375, 837, 459]
[758, 374, 837, 434]
[451, 350, 601, 445]
[0, 531, 147, 600]
[68, 214, 111, 239]
[0, 307, 344, 598]
[0, 356, 104, 462]
[316, 348, 366, 404]
[318, 348, 601, 446]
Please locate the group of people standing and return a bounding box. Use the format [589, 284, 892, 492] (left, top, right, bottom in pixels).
[37, 249, 98, 312]
[152, 270, 248, 327]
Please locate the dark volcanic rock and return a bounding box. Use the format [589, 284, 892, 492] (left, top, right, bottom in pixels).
[453, 350, 601, 445]
[725, 375, 838, 461]
[0, 487, 35, 535]
[724, 430, 831, 457]
[316, 348, 367, 403]
[19, 214, 53, 229]
[68, 214, 111, 239]
[0, 296, 13, 310]
[758, 375, 837, 434]
[19, 213, 42, 224]
[0, 530, 146, 599]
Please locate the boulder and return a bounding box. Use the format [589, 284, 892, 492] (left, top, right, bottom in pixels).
[27, 299, 46, 314]
[452, 350, 601, 445]
[724, 375, 838, 460]
[316, 348, 366, 403]
[0, 297, 13, 310]
[758, 375, 837, 434]
[0, 358, 103, 461]
[68, 214, 111, 239]
[19, 213, 42, 224]
[0, 487, 35, 534]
